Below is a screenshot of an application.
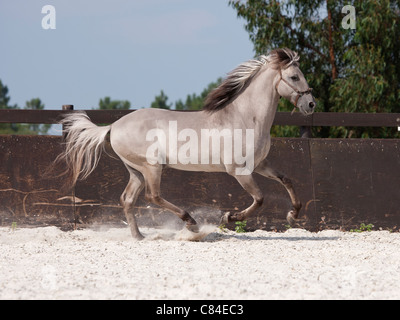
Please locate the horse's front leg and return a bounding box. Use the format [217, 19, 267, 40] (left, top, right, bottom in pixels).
[254, 159, 302, 227]
[221, 173, 264, 224]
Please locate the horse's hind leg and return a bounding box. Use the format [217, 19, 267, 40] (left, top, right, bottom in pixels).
[142, 165, 199, 233]
[255, 161, 302, 227]
[121, 166, 145, 240]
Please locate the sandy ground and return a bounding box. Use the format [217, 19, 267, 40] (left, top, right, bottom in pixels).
[1, 225, 400, 300]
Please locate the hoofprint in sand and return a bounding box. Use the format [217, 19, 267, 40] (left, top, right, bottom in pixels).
[1, 226, 400, 300]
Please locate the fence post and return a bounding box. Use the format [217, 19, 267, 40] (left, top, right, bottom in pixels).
[62, 105, 73, 140]
[62, 104, 74, 111]
[61, 104, 77, 227]
[300, 126, 312, 138]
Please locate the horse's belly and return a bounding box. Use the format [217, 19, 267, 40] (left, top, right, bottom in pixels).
[166, 163, 226, 173]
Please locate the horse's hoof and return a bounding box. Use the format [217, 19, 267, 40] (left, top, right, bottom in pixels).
[186, 223, 200, 233]
[286, 210, 297, 227]
[219, 212, 231, 225]
[130, 227, 145, 240]
[133, 233, 145, 241]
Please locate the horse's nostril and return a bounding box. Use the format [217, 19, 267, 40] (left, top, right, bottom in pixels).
[309, 101, 315, 109]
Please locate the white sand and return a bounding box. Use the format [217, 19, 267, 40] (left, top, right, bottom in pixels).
[1, 225, 400, 300]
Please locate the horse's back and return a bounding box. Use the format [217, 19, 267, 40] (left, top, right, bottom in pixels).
[109, 108, 205, 168]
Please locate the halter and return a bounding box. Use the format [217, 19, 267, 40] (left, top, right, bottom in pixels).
[275, 69, 313, 108]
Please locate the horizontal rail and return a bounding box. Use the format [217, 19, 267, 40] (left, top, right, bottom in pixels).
[1, 109, 400, 127]
[0, 109, 134, 124]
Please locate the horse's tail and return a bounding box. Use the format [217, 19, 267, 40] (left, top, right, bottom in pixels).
[56, 112, 111, 189]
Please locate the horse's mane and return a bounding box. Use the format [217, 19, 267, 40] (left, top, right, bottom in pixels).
[203, 48, 300, 113]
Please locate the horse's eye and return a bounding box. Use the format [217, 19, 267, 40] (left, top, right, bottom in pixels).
[290, 75, 299, 81]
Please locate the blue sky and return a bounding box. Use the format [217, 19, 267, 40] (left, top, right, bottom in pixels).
[0, 0, 254, 110]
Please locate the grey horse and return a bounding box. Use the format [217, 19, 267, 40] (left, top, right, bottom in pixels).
[58, 48, 315, 240]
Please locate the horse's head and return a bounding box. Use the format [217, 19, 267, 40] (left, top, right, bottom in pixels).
[272, 48, 315, 116]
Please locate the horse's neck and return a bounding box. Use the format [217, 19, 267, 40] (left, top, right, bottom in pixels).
[219, 67, 280, 132]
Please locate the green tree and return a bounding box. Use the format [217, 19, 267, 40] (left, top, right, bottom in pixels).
[175, 78, 222, 110]
[0, 80, 50, 135]
[0, 80, 15, 109]
[329, 1, 400, 138]
[229, 0, 400, 138]
[0, 80, 19, 134]
[150, 80, 222, 111]
[150, 90, 172, 109]
[24, 98, 51, 134]
[98, 96, 131, 110]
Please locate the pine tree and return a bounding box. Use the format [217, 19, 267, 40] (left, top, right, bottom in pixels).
[98, 96, 131, 110]
[150, 90, 172, 110]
